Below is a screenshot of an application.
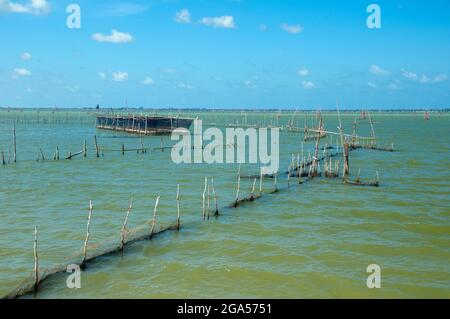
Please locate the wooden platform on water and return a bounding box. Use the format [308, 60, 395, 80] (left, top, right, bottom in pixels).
[96, 115, 194, 135]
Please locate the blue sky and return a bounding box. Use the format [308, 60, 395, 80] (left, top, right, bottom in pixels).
[1, 0, 449, 109]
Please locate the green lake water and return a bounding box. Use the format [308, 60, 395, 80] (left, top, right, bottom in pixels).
[0, 110, 449, 298]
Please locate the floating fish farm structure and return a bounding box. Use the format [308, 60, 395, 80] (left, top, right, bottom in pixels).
[96, 114, 194, 135]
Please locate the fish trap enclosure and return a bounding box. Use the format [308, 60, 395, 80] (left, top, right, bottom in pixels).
[96, 114, 194, 135]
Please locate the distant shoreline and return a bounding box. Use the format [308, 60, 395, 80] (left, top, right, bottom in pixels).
[0, 107, 449, 113]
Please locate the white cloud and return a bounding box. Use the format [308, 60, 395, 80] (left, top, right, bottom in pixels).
[401, 68, 418, 80]
[419, 74, 430, 83]
[161, 68, 177, 74]
[367, 82, 377, 88]
[199, 16, 235, 29]
[178, 82, 194, 89]
[20, 52, 32, 60]
[433, 73, 447, 83]
[298, 68, 309, 77]
[175, 9, 190, 24]
[92, 29, 134, 43]
[244, 80, 257, 89]
[387, 83, 399, 90]
[400, 69, 446, 84]
[98, 72, 107, 80]
[12, 68, 31, 78]
[141, 77, 154, 85]
[112, 71, 128, 82]
[0, 0, 50, 15]
[281, 23, 303, 34]
[63, 85, 78, 92]
[302, 81, 315, 89]
[370, 64, 390, 76]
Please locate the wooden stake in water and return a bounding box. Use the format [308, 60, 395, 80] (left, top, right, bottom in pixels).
[202, 177, 207, 220]
[84, 140, 87, 158]
[207, 184, 211, 220]
[120, 197, 133, 250]
[274, 172, 278, 192]
[13, 124, 17, 163]
[235, 165, 241, 205]
[33, 226, 39, 292]
[94, 135, 99, 158]
[150, 196, 160, 239]
[287, 164, 291, 188]
[1, 149, 5, 165]
[81, 200, 93, 269]
[259, 171, 263, 196]
[211, 178, 219, 215]
[39, 148, 45, 161]
[176, 184, 181, 230]
[251, 178, 257, 200]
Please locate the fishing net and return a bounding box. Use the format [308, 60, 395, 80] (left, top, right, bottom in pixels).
[3, 220, 177, 299]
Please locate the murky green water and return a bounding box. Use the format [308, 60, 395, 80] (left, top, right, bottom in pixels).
[0, 110, 449, 298]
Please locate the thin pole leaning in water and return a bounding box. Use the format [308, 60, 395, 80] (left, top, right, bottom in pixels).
[13, 123, 17, 163]
[235, 164, 241, 206]
[33, 226, 39, 292]
[202, 177, 207, 220]
[121, 197, 133, 250]
[207, 183, 211, 220]
[259, 170, 263, 197]
[250, 178, 257, 200]
[150, 196, 160, 239]
[81, 200, 93, 269]
[211, 177, 219, 216]
[94, 135, 99, 158]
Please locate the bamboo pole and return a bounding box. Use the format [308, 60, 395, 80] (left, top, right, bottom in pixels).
[207, 184, 211, 220]
[120, 197, 133, 250]
[259, 171, 263, 196]
[94, 135, 99, 158]
[33, 226, 39, 292]
[202, 177, 207, 220]
[13, 123, 17, 163]
[274, 172, 278, 192]
[251, 178, 257, 200]
[235, 165, 241, 205]
[343, 142, 349, 176]
[122, 143, 125, 155]
[84, 140, 87, 158]
[2, 149, 5, 165]
[211, 178, 219, 215]
[150, 196, 160, 239]
[176, 184, 181, 229]
[39, 148, 45, 161]
[81, 200, 93, 269]
[287, 164, 291, 188]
